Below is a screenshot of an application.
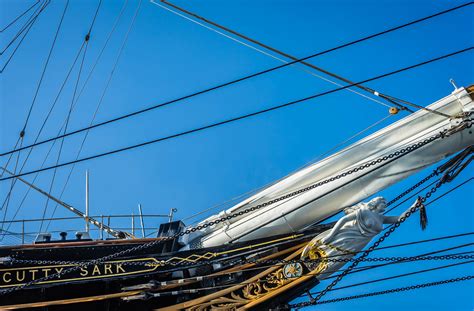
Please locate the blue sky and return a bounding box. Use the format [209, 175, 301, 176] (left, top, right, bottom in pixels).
[0, 0, 473, 309]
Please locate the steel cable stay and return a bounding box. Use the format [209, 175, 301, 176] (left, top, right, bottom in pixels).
[0, 0, 101, 234]
[0, 0, 69, 231]
[0, 2, 471, 307]
[178, 113, 394, 228]
[303, 260, 474, 297]
[381, 176, 474, 236]
[0, 0, 40, 33]
[0, 0, 49, 56]
[45, 0, 141, 230]
[38, 0, 103, 234]
[0, 41, 87, 227]
[1, 267, 472, 309]
[0, 141, 24, 234]
[8, 249, 471, 306]
[321, 242, 474, 284]
[1, 2, 472, 157]
[289, 154, 474, 307]
[1, 23, 35, 73]
[120, 260, 474, 302]
[4, 236, 473, 297]
[0, 1, 52, 74]
[105, 249, 474, 295]
[151, 0, 395, 111]
[155, 0, 458, 117]
[0, 0, 132, 235]
[0, 0, 129, 236]
[0, 137, 62, 242]
[292, 275, 474, 309]
[1, 47, 472, 183]
[0, 0, 52, 178]
[0, 128, 469, 295]
[38, 40, 88, 234]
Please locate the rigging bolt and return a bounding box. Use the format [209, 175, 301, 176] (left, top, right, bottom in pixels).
[19, 130, 25, 138]
[389, 107, 399, 115]
[85, 33, 90, 41]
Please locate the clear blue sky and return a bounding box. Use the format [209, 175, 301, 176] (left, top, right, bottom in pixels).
[0, 0, 473, 310]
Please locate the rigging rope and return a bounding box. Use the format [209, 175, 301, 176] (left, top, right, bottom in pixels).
[0, 1, 49, 73]
[1, 0, 69, 230]
[156, 0, 457, 117]
[0, 41, 87, 223]
[120, 260, 473, 303]
[2, 2, 472, 157]
[39, 0, 97, 233]
[292, 275, 474, 309]
[151, 0, 394, 110]
[0, 130, 462, 295]
[114, 244, 474, 301]
[1, 47, 472, 182]
[17, 0, 64, 135]
[1, 0, 134, 236]
[0, 0, 40, 32]
[305, 260, 474, 297]
[45, 0, 137, 229]
[0, 0, 48, 57]
[0, 0, 105, 234]
[291, 154, 473, 307]
[179, 113, 394, 227]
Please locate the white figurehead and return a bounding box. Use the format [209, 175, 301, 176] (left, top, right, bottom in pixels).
[301, 196, 408, 278]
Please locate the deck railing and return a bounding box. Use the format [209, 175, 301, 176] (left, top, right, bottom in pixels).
[0, 214, 172, 245]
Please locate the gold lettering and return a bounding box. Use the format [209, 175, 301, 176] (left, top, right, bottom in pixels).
[92, 265, 101, 276]
[54, 268, 64, 275]
[16, 271, 26, 282]
[42, 268, 51, 278]
[30, 269, 38, 280]
[79, 266, 88, 277]
[116, 264, 125, 274]
[2, 272, 12, 283]
[104, 264, 113, 275]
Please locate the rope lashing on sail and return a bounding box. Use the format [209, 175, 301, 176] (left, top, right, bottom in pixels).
[0, 124, 468, 295]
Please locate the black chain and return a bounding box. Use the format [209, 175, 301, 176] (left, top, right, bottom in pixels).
[385, 170, 439, 207]
[290, 169, 453, 308]
[9, 254, 474, 268]
[293, 275, 474, 308]
[0, 128, 452, 295]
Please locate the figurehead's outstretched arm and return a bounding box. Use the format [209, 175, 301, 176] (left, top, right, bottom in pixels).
[382, 198, 420, 224]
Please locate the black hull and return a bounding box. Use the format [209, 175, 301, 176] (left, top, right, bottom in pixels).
[0, 223, 332, 310]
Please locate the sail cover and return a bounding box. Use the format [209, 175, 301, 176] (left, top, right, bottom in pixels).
[181, 86, 474, 249]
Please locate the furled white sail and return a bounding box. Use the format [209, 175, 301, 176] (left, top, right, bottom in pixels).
[181, 86, 474, 249]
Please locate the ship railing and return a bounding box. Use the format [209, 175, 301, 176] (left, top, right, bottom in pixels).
[0, 214, 171, 245]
